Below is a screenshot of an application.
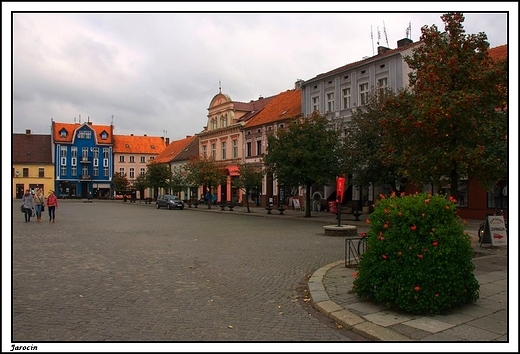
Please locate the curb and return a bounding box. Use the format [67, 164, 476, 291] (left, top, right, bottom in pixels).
[308, 261, 412, 341]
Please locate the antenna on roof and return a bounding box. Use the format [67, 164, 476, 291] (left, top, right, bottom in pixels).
[78, 114, 81, 124]
[219, 79, 222, 93]
[371, 25, 375, 56]
[377, 26, 381, 45]
[111, 115, 114, 125]
[162, 130, 167, 138]
[406, 21, 412, 40]
[383, 21, 389, 47]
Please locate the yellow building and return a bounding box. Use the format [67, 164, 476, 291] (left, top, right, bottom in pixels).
[12, 130, 54, 199]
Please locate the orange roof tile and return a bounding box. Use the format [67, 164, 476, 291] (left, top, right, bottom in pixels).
[113, 135, 167, 154]
[244, 89, 302, 128]
[488, 44, 507, 61]
[52, 122, 113, 144]
[153, 135, 198, 164]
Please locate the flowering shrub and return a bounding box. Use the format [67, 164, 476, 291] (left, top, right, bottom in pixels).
[352, 192, 479, 315]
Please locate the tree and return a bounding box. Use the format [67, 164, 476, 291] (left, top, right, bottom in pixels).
[234, 163, 264, 213]
[146, 162, 171, 199]
[264, 112, 344, 217]
[112, 172, 130, 195]
[185, 156, 227, 209]
[343, 89, 407, 192]
[381, 13, 507, 199]
[169, 166, 188, 197]
[131, 174, 149, 201]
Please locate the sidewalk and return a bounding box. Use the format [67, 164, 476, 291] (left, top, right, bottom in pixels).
[130, 201, 510, 342]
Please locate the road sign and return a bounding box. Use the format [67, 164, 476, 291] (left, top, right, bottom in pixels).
[481, 215, 508, 246]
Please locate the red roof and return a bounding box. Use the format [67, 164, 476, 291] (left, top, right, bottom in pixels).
[488, 44, 507, 61]
[154, 135, 198, 163]
[52, 122, 113, 144]
[245, 89, 302, 128]
[113, 134, 166, 154]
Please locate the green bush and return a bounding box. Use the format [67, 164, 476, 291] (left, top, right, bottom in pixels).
[352, 192, 479, 315]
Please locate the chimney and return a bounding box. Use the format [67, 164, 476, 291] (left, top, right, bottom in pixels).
[130, 134, 134, 136]
[165, 137, 170, 145]
[397, 38, 413, 48]
[87, 121, 93, 125]
[26, 129, 31, 135]
[144, 134, 147, 136]
[377, 46, 391, 55]
[186, 135, 192, 138]
[295, 79, 304, 90]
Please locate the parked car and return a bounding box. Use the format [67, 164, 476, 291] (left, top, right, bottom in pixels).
[156, 195, 184, 210]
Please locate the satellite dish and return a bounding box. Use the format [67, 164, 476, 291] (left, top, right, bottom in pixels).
[15, 170, 20, 176]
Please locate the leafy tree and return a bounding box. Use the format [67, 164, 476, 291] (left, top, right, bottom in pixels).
[146, 162, 171, 199]
[170, 166, 189, 197]
[131, 174, 148, 201]
[185, 156, 227, 209]
[264, 112, 344, 217]
[343, 89, 408, 192]
[382, 12, 507, 199]
[112, 172, 130, 195]
[234, 163, 264, 213]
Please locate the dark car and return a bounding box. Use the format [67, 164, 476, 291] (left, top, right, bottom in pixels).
[156, 195, 184, 210]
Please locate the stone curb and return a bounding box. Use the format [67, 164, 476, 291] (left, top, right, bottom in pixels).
[308, 261, 412, 341]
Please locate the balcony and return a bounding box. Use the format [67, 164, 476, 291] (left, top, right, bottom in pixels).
[80, 175, 92, 180]
[80, 157, 91, 163]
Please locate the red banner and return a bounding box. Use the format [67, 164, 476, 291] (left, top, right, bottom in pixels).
[336, 176, 345, 202]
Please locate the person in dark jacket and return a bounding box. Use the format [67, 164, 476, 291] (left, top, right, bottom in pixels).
[22, 189, 34, 222]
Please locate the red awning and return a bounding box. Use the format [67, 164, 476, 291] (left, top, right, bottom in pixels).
[227, 165, 240, 176]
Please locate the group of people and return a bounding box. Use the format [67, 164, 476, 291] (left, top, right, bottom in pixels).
[21, 188, 58, 223]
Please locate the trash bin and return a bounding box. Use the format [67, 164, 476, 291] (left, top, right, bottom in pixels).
[328, 201, 336, 213]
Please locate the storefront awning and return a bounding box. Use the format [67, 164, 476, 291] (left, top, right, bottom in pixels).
[227, 165, 240, 176]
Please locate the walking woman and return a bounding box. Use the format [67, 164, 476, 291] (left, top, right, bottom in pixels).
[46, 190, 58, 223]
[21, 189, 34, 222]
[34, 188, 45, 222]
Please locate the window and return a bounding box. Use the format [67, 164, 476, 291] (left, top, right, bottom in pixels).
[221, 116, 228, 128]
[221, 142, 226, 160]
[59, 129, 67, 138]
[149, 156, 154, 161]
[256, 140, 262, 155]
[202, 145, 207, 158]
[119, 156, 125, 162]
[82, 147, 89, 158]
[326, 92, 334, 112]
[359, 83, 369, 105]
[246, 141, 252, 157]
[140, 156, 146, 163]
[93, 147, 99, 158]
[377, 77, 388, 96]
[103, 148, 109, 159]
[101, 131, 108, 140]
[119, 168, 125, 176]
[488, 180, 508, 209]
[211, 143, 216, 158]
[129, 168, 135, 178]
[140, 168, 146, 175]
[61, 146, 67, 158]
[93, 167, 99, 176]
[71, 147, 78, 158]
[342, 88, 351, 109]
[82, 166, 89, 177]
[211, 119, 217, 130]
[23, 168, 29, 178]
[130, 156, 135, 163]
[77, 130, 92, 139]
[232, 140, 238, 158]
[71, 166, 77, 176]
[39, 168, 44, 178]
[312, 96, 319, 112]
[103, 167, 109, 177]
[61, 166, 66, 176]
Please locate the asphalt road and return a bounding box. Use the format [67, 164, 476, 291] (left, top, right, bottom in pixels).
[11, 200, 369, 349]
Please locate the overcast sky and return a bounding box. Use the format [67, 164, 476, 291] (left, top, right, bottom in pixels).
[5, 3, 515, 142]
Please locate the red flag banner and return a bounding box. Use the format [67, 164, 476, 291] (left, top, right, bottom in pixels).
[336, 176, 345, 202]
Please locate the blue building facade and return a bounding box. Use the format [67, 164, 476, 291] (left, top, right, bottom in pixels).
[52, 121, 114, 199]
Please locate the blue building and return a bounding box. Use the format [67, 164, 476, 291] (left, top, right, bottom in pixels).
[51, 120, 114, 198]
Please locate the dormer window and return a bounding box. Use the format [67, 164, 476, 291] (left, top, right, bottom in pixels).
[100, 131, 108, 140]
[125, 144, 130, 148]
[59, 129, 68, 138]
[151, 145, 155, 149]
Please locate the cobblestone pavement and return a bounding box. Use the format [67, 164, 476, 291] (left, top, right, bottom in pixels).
[10, 200, 371, 350]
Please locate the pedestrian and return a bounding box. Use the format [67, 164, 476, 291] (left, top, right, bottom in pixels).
[21, 189, 34, 222]
[33, 188, 45, 222]
[212, 193, 217, 206]
[46, 190, 59, 223]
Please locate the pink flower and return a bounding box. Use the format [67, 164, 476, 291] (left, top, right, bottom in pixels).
[432, 241, 438, 247]
[410, 225, 417, 231]
[424, 199, 430, 204]
[382, 254, 388, 259]
[414, 286, 420, 291]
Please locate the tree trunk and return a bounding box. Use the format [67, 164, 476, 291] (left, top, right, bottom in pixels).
[304, 184, 312, 218]
[450, 168, 459, 201]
